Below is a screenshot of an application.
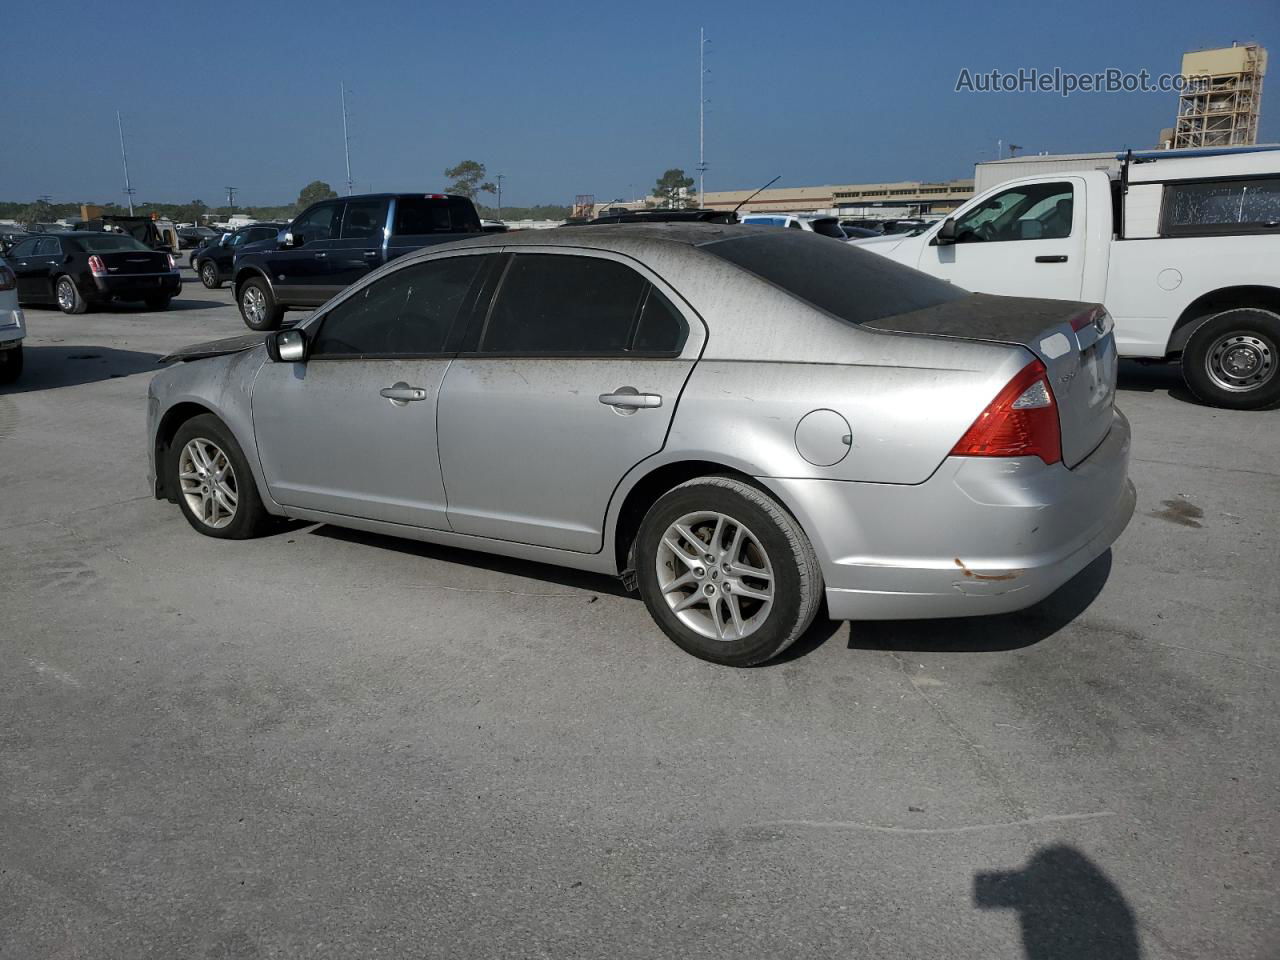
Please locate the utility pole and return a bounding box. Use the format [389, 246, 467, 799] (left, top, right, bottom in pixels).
[225, 187, 237, 218]
[698, 28, 710, 202]
[495, 174, 504, 219]
[340, 83, 353, 196]
[117, 110, 135, 215]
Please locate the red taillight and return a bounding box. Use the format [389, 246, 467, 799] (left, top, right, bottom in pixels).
[88, 255, 107, 277]
[0, 265, 14, 291]
[950, 360, 1062, 465]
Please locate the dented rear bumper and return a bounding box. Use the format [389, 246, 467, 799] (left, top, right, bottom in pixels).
[760, 409, 1134, 621]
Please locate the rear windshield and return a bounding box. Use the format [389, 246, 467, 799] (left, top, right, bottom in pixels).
[808, 218, 848, 239]
[703, 230, 967, 325]
[393, 196, 481, 235]
[71, 235, 153, 252]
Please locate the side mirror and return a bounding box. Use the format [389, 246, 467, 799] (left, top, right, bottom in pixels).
[266, 328, 307, 363]
[934, 217, 957, 246]
[281, 230, 302, 248]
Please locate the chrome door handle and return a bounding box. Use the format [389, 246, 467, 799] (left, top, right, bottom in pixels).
[599, 387, 662, 410]
[380, 382, 428, 405]
[363, 249, 380, 258]
[313, 252, 327, 259]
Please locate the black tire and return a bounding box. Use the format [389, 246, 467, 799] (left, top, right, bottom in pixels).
[0, 345, 22, 384]
[238, 276, 284, 331]
[199, 260, 222, 289]
[54, 275, 87, 315]
[634, 476, 824, 666]
[145, 295, 172, 311]
[1182, 308, 1280, 410]
[169, 414, 274, 540]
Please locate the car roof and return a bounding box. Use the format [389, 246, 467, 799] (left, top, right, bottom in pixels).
[418, 222, 828, 256]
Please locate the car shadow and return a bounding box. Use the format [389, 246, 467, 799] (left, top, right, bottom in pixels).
[307, 525, 633, 599]
[0, 344, 165, 394]
[844, 550, 1113, 654]
[974, 845, 1142, 959]
[1116, 359, 1201, 405]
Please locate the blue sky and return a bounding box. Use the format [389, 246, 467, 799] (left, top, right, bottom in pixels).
[3, 0, 1276, 207]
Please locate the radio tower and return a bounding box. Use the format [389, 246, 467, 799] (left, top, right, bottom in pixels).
[117, 111, 136, 215]
[341, 83, 353, 195]
[698, 28, 710, 201]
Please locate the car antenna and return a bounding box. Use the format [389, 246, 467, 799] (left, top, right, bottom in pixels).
[732, 175, 781, 218]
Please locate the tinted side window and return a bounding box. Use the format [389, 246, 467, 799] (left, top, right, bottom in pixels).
[341, 199, 389, 240]
[35, 238, 62, 255]
[310, 255, 488, 358]
[248, 228, 275, 243]
[632, 288, 687, 354]
[481, 254, 647, 355]
[10, 239, 38, 257]
[1161, 177, 1280, 236]
[293, 202, 341, 243]
[393, 197, 481, 235]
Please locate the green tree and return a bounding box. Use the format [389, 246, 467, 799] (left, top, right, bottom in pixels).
[653, 169, 695, 209]
[17, 199, 55, 226]
[172, 199, 208, 225]
[296, 180, 338, 212]
[444, 160, 496, 202]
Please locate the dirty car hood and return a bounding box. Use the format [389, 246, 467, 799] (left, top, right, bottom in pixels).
[160, 333, 266, 364]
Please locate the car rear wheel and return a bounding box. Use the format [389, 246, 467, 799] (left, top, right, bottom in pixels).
[55, 276, 87, 315]
[635, 476, 823, 666]
[169, 414, 273, 540]
[0, 345, 22, 384]
[1182, 308, 1280, 410]
[238, 277, 284, 331]
[200, 260, 221, 289]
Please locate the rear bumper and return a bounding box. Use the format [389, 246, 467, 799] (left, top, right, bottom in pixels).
[0, 305, 24, 346]
[91, 272, 182, 299]
[761, 409, 1134, 620]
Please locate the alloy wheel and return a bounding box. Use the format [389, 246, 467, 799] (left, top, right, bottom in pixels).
[655, 511, 774, 641]
[242, 286, 265, 324]
[57, 278, 76, 311]
[178, 438, 239, 529]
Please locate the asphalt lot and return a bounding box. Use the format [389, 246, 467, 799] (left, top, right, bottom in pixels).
[1, 266, 1277, 959]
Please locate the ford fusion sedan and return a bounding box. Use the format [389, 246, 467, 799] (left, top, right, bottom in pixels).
[8, 233, 180, 313]
[148, 225, 1134, 666]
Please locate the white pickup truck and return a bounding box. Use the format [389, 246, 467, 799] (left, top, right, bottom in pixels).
[854, 145, 1280, 409]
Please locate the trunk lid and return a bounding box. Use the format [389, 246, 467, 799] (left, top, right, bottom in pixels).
[100, 249, 170, 275]
[865, 292, 1118, 468]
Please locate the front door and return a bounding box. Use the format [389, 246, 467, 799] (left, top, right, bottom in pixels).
[262, 200, 344, 306]
[919, 179, 1087, 300]
[437, 250, 701, 553]
[251, 252, 492, 528]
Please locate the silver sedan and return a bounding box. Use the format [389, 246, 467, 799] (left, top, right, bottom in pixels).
[148, 225, 1135, 666]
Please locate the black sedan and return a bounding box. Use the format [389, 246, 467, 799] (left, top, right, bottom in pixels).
[192, 223, 284, 289]
[7, 233, 181, 314]
[177, 225, 221, 249]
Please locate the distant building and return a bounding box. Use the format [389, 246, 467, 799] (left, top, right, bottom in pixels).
[697, 179, 973, 218]
[1174, 43, 1267, 148]
[973, 152, 1118, 193]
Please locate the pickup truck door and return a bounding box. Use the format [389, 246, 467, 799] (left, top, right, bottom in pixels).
[918, 178, 1087, 301]
[262, 200, 344, 306]
[328, 197, 390, 289]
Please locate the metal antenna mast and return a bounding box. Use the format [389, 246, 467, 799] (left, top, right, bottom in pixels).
[495, 174, 505, 219]
[117, 110, 135, 215]
[341, 83, 353, 195]
[698, 28, 710, 200]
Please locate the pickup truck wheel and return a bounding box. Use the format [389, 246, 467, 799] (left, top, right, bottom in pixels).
[0, 345, 22, 384]
[635, 477, 823, 667]
[55, 275, 88, 315]
[199, 260, 221, 289]
[239, 277, 283, 331]
[1183, 308, 1280, 410]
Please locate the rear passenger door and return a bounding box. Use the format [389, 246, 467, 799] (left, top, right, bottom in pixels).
[8, 238, 49, 301]
[436, 249, 703, 553]
[330, 197, 390, 289]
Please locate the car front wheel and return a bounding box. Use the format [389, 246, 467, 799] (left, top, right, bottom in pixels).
[635, 476, 824, 666]
[200, 260, 221, 289]
[238, 277, 284, 331]
[169, 414, 273, 539]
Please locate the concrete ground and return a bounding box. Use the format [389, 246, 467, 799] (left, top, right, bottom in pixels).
[1, 269, 1276, 959]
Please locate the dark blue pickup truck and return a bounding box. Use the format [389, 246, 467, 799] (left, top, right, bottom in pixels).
[233, 193, 482, 330]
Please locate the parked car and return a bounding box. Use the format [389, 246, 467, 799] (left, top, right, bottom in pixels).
[582, 209, 739, 225]
[149, 225, 1133, 666]
[178, 225, 221, 249]
[193, 223, 285, 289]
[232, 193, 482, 330]
[0, 260, 25, 383]
[852, 145, 1280, 408]
[74, 216, 179, 253]
[840, 218, 885, 233]
[739, 213, 849, 239]
[840, 225, 882, 239]
[7, 232, 180, 313]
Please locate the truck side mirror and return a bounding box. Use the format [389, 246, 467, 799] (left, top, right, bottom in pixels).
[934, 218, 958, 245]
[281, 230, 302, 248]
